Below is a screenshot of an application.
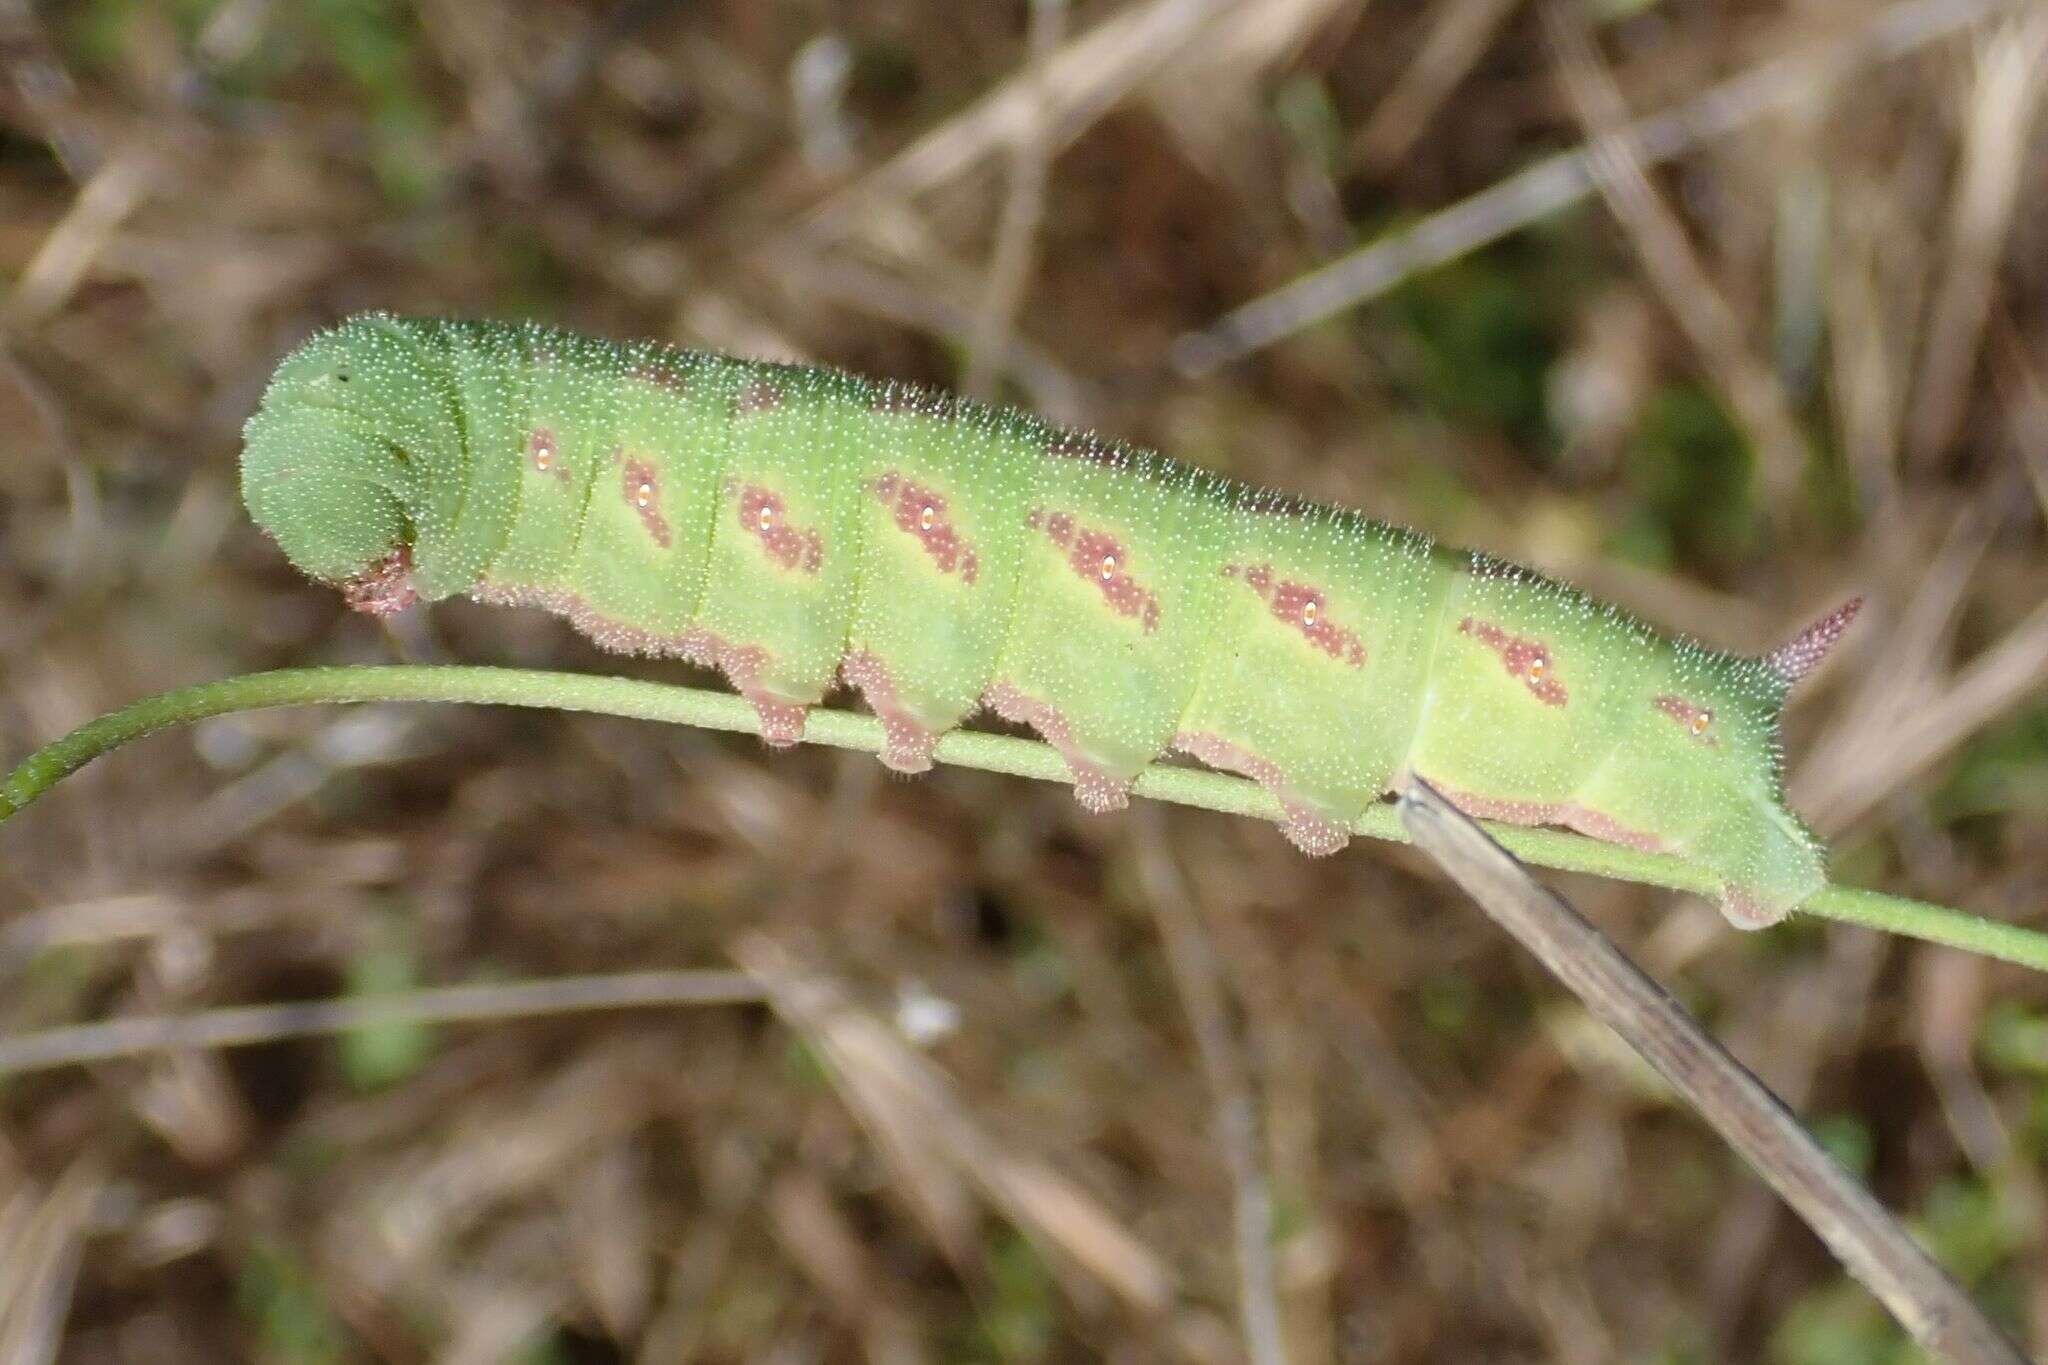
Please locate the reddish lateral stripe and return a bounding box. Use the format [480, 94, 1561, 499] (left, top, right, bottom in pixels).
[737, 486, 823, 574]
[1653, 694, 1718, 746]
[716, 642, 808, 745]
[983, 682, 1132, 813]
[621, 455, 672, 549]
[841, 651, 940, 773]
[1172, 731, 1351, 856]
[1428, 782, 1664, 853]
[1458, 616, 1568, 707]
[469, 581, 806, 743]
[1226, 562, 1366, 668]
[873, 473, 979, 585]
[1028, 509, 1159, 632]
[470, 580, 713, 663]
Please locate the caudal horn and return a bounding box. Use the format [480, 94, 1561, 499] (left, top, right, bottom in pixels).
[1764, 598, 1863, 686]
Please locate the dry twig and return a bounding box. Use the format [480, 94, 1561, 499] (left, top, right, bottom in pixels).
[1397, 776, 2026, 1365]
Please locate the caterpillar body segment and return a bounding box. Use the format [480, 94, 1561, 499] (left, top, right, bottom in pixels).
[1411, 562, 1655, 835]
[240, 313, 1849, 928]
[1176, 497, 1446, 853]
[992, 446, 1235, 812]
[846, 387, 1036, 773]
[484, 325, 630, 616]
[432, 322, 528, 601]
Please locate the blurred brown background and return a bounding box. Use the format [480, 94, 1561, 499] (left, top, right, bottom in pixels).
[2, 0, 2046, 1360]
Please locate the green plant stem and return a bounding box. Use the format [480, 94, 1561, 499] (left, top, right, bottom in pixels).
[3, 665, 2041, 972]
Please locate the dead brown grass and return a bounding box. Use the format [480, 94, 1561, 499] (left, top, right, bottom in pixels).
[2, 1, 2045, 1361]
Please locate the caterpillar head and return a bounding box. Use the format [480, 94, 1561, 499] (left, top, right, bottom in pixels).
[241, 313, 466, 611]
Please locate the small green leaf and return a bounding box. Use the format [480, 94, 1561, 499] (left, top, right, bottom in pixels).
[980, 1231, 1056, 1362]
[1980, 1001, 2048, 1077]
[235, 1241, 349, 1365]
[1808, 1113, 1874, 1180]
[1623, 384, 1758, 568]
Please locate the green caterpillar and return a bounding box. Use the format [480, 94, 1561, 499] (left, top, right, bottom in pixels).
[240, 313, 1860, 927]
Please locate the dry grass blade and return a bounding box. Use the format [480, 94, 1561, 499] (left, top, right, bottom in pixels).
[1995, 326, 2048, 522]
[786, 0, 1350, 388]
[3, 0, 2044, 1352]
[0, 891, 187, 981]
[1131, 810, 1291, 1365]
[1543, 1, 1812, 512]
[0, 1158, 99, 1365]
[1796, 585, 2048, 834]
[1826, 186, 1914, 505]
[1906, 8, 2048, 470]
[1698, 928, 1890, 1335]
[7, 144, 157, 327]
[732, 930, 1179, 1318]
[1172, 0, 2014, 374]
[0, 2, 99, 175]
[789, 0, 1234, 246]
[1145, 0, 1363, 178]
[962, 0, 1068, 400]
[768, 1172, 933, 1365]
[767, 250, 1091, 423]
[730, 931, 982, 1272]
[1913, 950, 2019, 1175]
[1348, 0, 1521, 172]
[323, 1041, 671, 1307]
[0, 970, 764, 1077]
[1396, 776, 2026, 1365]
